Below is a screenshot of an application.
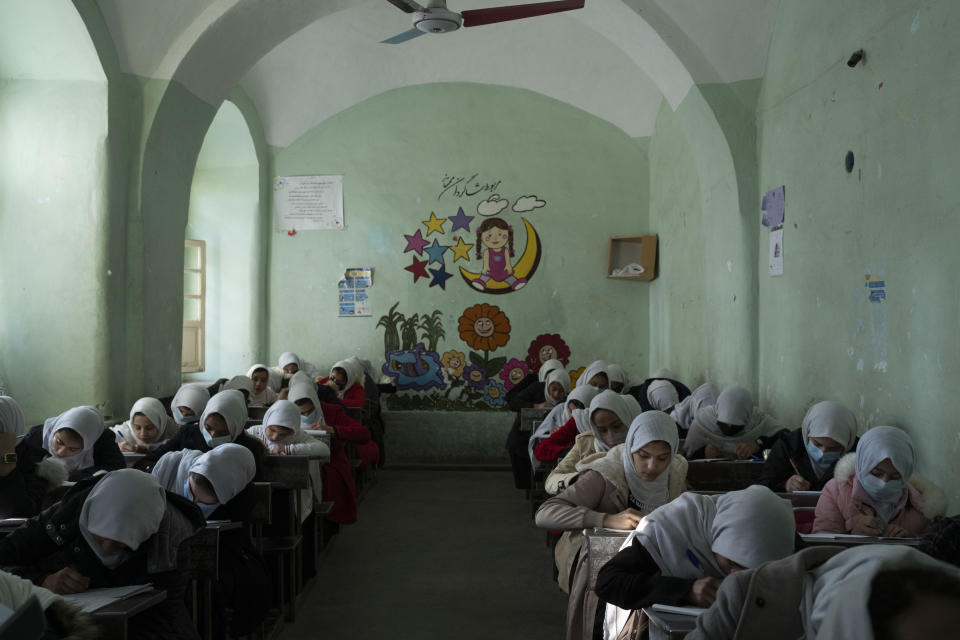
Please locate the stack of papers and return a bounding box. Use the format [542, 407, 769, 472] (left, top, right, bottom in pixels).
[61, 584, 153, 613]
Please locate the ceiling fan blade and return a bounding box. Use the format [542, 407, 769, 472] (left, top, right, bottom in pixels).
[461, 0, 584, 27]
[385, 0, 426, 13]
[381, 28, 429, 44]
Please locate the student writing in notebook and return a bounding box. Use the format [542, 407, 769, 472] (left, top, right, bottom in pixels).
[112, 397, 179, 454]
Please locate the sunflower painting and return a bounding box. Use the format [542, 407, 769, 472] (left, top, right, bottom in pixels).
[458, 303, 512, 380]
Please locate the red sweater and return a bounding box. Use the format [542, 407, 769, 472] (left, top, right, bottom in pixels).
[534, 417, 578, 463]
[318, 378, 366, 409]
[320, 402, 379, 524]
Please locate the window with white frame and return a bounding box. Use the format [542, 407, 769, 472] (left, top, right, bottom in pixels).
[182, 240, 206, 373]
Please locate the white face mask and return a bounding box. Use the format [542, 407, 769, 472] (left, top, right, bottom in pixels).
[201, 427, 231, 449]
[183, 479, 219, 518]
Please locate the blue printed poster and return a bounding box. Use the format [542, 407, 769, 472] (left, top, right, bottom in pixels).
[338, 267, 373, 317]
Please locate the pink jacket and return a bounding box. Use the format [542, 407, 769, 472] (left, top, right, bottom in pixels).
[813, 452, 946, 535]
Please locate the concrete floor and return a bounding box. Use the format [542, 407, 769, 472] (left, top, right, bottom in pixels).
[278, 469, 567, 640]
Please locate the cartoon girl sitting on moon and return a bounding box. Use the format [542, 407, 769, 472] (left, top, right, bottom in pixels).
[471, 217, 527, 291]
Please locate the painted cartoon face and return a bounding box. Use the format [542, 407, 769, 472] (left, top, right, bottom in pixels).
[446, 355, 463, 373]
[481, 227, 509, 250]
[468, 369, 485, 383]
[539, 345, 557, 362]
[508, 367, 526, 385]
[487, 385, 503, 400]
[474, 317, 495, 337]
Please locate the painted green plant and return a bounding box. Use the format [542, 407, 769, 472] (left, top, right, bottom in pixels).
[377, 302, 403, 353]
[420, 309, 446, 352]
[400, 313, 420, 350]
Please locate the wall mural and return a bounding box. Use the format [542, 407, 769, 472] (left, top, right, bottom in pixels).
[378, 301, 580, 411]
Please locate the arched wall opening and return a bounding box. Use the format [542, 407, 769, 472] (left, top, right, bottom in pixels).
[0, 0, 110, 423]
[184, 99, 262, 381]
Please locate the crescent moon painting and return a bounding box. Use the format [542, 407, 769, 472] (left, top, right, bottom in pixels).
[459, 217, 542, 294]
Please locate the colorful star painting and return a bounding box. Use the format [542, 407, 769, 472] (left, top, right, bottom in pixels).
[429, 266, 453, 289]
[422, 212, 446, 236]
[448, 207, 474, 232]
[450, 237, 473, 262]
[404, 229, 429, 255]
[405, 256, 429, 282]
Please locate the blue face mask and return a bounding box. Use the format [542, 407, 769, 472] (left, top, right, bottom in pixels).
[183, 479, 219, 518]
[806, 441, 842, 466]
[201, 427, 232, 449]
[301, 410, 317, 426]
[172, 406, 200, 425]
[860, 473, 906, 502]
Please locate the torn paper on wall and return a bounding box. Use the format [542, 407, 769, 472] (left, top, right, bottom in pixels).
[769, 228, 784, 276]
[338, 267, 373, 317]
[761, 185, 785, 227]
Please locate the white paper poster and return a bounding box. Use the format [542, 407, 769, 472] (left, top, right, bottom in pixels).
[273, 175, 343, 231]
[769, 227, 784, 276]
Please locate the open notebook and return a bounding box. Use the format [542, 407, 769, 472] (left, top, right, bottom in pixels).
[61, 584, 153, 613]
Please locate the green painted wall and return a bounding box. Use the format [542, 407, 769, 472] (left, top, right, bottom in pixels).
[757, 0, 960, 509]
[268, 83, 651, 385]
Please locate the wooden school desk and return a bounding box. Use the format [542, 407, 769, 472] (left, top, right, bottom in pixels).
[519, 407, 551, 433]
[189, 521, 242, 640]
[642, 606, 698, 640]
[800, 533, 922, 548]
[122, 452, 145, 468]
[585, 527, 631, 593]
[685, 460, 765, 491]
[91, 588, 167, 640]
[692, 490, 821, 508]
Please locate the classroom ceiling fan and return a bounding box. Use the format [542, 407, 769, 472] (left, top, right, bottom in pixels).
[381, 0, 585, 44]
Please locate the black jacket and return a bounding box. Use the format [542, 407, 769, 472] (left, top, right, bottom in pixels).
[137, 423, 266, 480]
[595, 537, 694, 611]
[504, 374, 546, 450]
[758, 428, 857, 492]
[626, 377, 692, 412]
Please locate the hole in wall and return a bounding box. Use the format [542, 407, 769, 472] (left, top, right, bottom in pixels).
[845, 151, 855, 173]
[847, 49, 865, 67]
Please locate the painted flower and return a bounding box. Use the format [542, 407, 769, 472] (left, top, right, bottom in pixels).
[463, 364, 488, 389]
[483, 379, 507, 407]
[524, 333, 572, 371]
[498, 358, 530, 390]
[441, 350, 467, 378]
[568, 366, 586, 388]
[458, 303, 511, 352]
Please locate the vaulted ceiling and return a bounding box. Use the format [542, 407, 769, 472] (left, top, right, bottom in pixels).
[94, 0, 780, 144]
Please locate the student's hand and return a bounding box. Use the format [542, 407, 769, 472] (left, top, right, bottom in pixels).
[601, 508, 644, 530]
[41, 567, 90, 595]
[687, 577, 722, 607]
[269, 444, 284, 455]
[704, 444, 724, 458]
[733, 442, 760, 459]
[118, 441, 136, 453]
[883, 523, 911, 538]
[785, 475, 811, 492]
[533, 401, 552, 409]
[850, 514, 885, 536]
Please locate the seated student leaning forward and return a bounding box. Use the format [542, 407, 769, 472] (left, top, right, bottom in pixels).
[0, 468, 205, 639]
[113, 396, 180, 454]
[759, 400, 858, 493]
[169, 383, 210, 427]
[529, 384, 599, 473]
[682, 385, 787, 460]
[813, 425, 945, 537]
[319, 360, 366, 409]
[596, 485, 796, 640]
[536, 411, 687, 640]
[0, 396, 41, 517]
[16, 406, 124, 511]
[535, 390, 641, 466]
[152, 443, 256, 522]
[686, 544, 960, 640]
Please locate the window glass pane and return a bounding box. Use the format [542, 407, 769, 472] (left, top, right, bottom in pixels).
[184, 271, 202, 297]
[183, 297, 201, 323]
[184, 243, 201, 270]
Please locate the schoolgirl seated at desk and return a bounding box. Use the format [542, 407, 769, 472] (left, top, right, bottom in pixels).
[246, 364, 278, 407]
[318, 360, 365, 409]
[113, 397, 179, 454]
[0, 396, 40, 518]
[151, 444, 256, 522]
[0, 468, 204, 639]
[221, 375, 254, 404]
[169, 383, 210, 427]
[682, 385, 786, 460]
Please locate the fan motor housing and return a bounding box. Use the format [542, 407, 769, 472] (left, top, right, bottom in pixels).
[413, 8, 462, 34]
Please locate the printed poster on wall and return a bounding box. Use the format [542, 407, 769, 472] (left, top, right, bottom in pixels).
[338, 267, 373, 317]
[273, 175, 343, 231]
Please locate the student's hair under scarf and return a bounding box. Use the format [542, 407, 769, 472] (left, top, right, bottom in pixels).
[625, 484, 795, 579]
[854, 425, 916, 523]
[78, 469, 166, 568]
[171, 384, 210, 418]
[119, 397, 176, 447]
[800, 545, 960, 640]
[801, 400, 857, 476]
[0, 396, 25, 438]
[537, 359, 565, 383]
[577, 360, 608, 389]
[41, 406, 105, 473]
[621, 411, 680, 513]
[288, 382, 325, 425]
[682, 385, 781, 457]
[646, 380, 679, 412]
[199, 390, 248, 441]
[247, 364, 282, 392]
[543, 368, 571, 406]
[223, 375, 254, 396]
[587, 390, 642, 453]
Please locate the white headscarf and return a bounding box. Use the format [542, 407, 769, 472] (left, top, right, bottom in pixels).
[543, 369, 572, 406]
[223, 375, 254, 396]
[171, 384, 210, 424]
[288, 382, 325, 427]
[800, 545, 960, 640]
[115, 397, 177, 448]
[646, 380, 679, 412]
[279, 352, 301, 370]
[671, 381, 717, 431]
[151, 449, 203, 494]
[199, 390, 248, 441]
[538, 359, 565, 383]
[683, 385, 781, 457]
[588, 390, 642, 453]
[330, 360, 358, 391]
[187, 444, 256, 505]
[78, 469, 166, 567]
[0, 396, 25, 438]
[247, 364, 282, 392]
[577, 360, 608, 389]
[621, 411, 680, 513]
[854, 426, 915, 523]
[650, 367, 675, 379]
[607, 364, 630, 391]
[261, 400, 302, 438]
[801, 401, 857, 476]
[41, 406, 104, 473]
[625, 485, 795, 579]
